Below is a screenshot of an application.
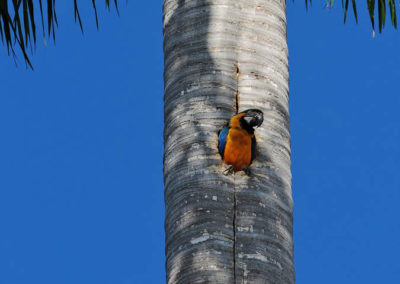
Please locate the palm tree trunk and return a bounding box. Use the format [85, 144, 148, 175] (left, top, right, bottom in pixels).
[163, 0, 293, 283]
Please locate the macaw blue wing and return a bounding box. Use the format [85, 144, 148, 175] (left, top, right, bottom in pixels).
[251, 136, 257, 162]
[218, 126, 230, 158]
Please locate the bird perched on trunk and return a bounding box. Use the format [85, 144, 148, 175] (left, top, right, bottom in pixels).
[218, 109, 264, 174]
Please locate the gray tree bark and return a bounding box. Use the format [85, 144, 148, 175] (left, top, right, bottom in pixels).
[163, 0, 293, 283]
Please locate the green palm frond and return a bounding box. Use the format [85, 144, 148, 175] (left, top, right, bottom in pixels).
[0, 0, 119, 69]
[309, 0, 399, 34]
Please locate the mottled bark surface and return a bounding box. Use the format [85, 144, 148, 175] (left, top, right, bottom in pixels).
[163, 0, 293, 283]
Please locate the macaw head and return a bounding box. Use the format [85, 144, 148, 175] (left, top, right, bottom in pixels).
[240, 109, 264, 130]
[228, 109, 264, 134]
[237, 109, 264, 134]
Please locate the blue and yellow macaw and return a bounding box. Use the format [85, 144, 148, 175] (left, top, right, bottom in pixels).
[218, 109, 264, 174]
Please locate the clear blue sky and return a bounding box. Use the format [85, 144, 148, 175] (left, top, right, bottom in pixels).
[0, 2, 399, 284]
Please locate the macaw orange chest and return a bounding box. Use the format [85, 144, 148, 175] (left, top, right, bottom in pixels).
[223, 128, 253, 171]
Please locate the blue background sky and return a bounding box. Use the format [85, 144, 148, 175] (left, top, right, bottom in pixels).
[1, 1, 399, 283]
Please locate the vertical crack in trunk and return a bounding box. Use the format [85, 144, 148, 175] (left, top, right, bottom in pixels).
[233, 176, 237, 283]
[233, 63, 240, 283]
[234, 64, 240, 114]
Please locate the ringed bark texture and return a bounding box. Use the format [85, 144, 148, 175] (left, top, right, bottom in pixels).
[163, 0, 293, 283]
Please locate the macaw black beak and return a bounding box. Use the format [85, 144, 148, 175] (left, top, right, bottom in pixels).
[257, 115, 263, 127]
